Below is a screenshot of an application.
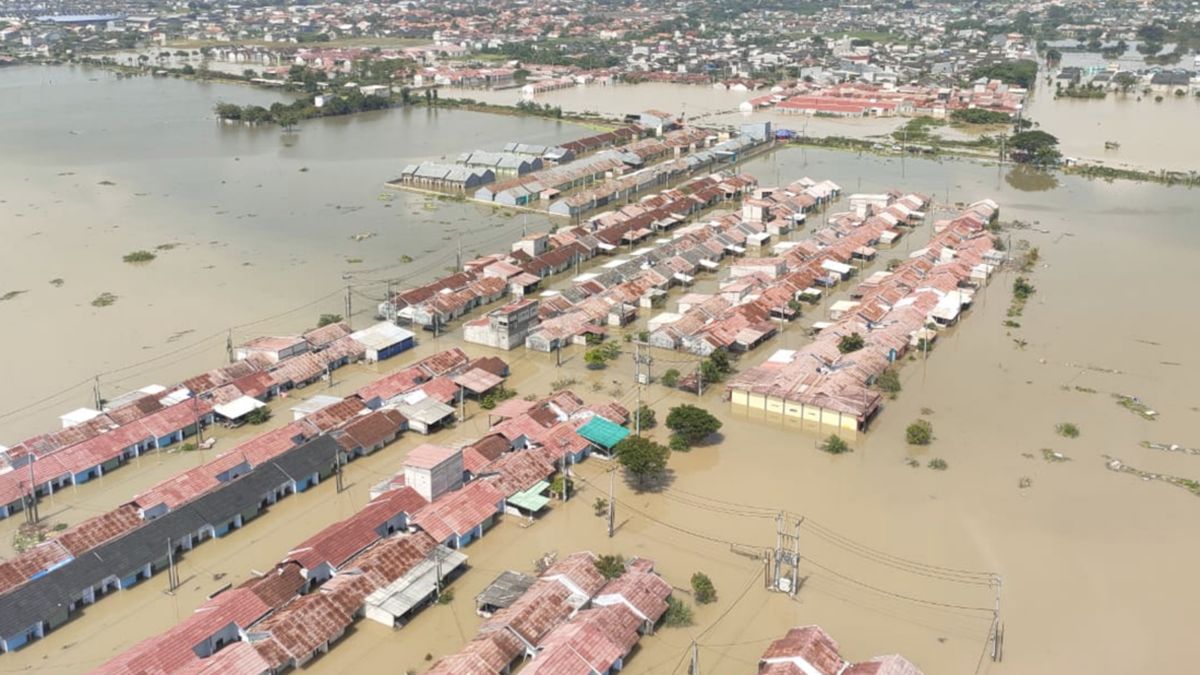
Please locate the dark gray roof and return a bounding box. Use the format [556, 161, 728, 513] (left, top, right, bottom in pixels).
[271, 434, 339, 483]
[475, 570, 535, 609]
[0, 435, 337, 637]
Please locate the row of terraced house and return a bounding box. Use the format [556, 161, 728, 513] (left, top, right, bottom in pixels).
[90, 387, 640, 674]
[0, 345, 511, 654]
[726, 199, 1002, 431]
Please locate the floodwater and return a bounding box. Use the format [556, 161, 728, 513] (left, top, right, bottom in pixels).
[0, 63, 578, 441]
[1, 69, 1199, 675]
[451, 81, 908, 140]
[461, 77, 1200, 174]
[1023, 71, 1200, 173]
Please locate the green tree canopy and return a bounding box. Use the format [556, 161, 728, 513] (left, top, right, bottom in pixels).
[614, 436, 671, 486]
[666, 404, 723, 446]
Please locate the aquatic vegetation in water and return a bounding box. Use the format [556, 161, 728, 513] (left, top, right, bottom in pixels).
[1056, 422, 1080, 439]
[0, 290, 28, 302]
[1104, 456, 1200, 498]
[91, 292, 118, 307]
[1114, 394, 1158, 421]
[1140, 441, 1200, 456]
[49, 278, 64, 287]
[928, 458, 949, 471]
[123, 250, 156, 263]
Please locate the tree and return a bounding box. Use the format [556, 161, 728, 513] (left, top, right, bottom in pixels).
[666, 404, 723, 446]
[820, 435, 851, 454]
[246, 407, 273, 425]
[707, 349, 732, 374]
[906, 419, 933, 445]
[614, 436, 671, 487]
[549, 474, 573, 499]
[662, 596, 694, 627]
[214, 102, 242, 120]
[1013, 276, 1036, 300]
[276, 111, 299, 130]
[1008, 130, 1061, 166]
[690, 572, 717, 604]
[633, 404, 656, 430]
[661, 368, 680, 388]
[594, 554, 625, 580]
[1114, 72, 1137, 93]
[838, 332, 865, 354]
[1045, 48, 1063, 64]
[876, 369, 901, 395]
[584, 347, 608, 369]
[699, 359, 722, 385]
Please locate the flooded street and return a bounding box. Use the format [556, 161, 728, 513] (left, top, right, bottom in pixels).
[1, 67, 1199, 675]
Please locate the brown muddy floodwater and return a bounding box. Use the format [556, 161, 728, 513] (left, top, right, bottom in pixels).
[0, 63, 579, 440]
[1, 69, 1199, 675]
[460, 77, 1200, 174]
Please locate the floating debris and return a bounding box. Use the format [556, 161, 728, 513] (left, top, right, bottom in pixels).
[1140, 441, 1200, 456]
[350, 232, 376, 242]
[49, 278, 64, 288]
[1, 290, 27, 302]
[1065, 362, 1123, 375]
[1114, 394, 1157, 421]
[97, 180, 116, 186]
[1018, 476, 1033, 489]
[1103, 456, 1200, 498]
[1041, 448, 1071, 463]
[155, 242, 181, 251]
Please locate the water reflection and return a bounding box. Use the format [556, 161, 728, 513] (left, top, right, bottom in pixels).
[1005, 165, 1061, 192]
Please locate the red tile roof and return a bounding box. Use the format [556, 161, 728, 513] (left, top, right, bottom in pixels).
[355, 365, 427, 403]
[411, 481, 503, 543]
[404, 443, 460, 470]
[286, 487, 426, 571]
[845, 655, 925, 675]
[760, 625, 845, 675]
[94, 588, 272, 675]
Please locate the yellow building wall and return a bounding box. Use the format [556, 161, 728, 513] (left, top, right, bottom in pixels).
[747, 393, 766, 409]
[821, 409, 842, 427]
[731, 390, 749, 407]
[765, 396, 784, 414]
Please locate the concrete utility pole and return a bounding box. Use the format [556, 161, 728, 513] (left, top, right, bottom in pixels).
[607, 469, 615, 538]
[226, 329, 234, 364]
[386, 280, 395, 322]
[344, 285, 353, 330]
[690, 640, 700, 675]
[166, 538, 179, 592]
[93, 375, 103, 410]
[26, 458, 39, 525]
[458, 384, 466, 423]
[335, 448, 345, 493]
[634, 386, 642, 436]
[990, 576, 1005, 662]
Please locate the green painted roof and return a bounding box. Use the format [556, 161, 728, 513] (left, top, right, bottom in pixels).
[577, 416, 630, 449]
[507, 480, 551, 512]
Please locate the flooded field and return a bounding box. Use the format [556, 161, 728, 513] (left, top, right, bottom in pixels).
[1022, 75, 1200, 173]
[1, 67, 1199, 675]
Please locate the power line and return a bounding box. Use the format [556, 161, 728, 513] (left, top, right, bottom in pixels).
[799, 556, 994, 613]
